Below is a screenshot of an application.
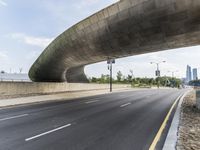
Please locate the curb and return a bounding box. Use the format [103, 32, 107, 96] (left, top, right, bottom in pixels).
[162, 90, 191, 150]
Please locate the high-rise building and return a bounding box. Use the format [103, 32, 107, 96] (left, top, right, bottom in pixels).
[186, 65, 192, 83]
[193, 68, 198, 80]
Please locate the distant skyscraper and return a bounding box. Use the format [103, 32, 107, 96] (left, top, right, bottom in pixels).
[193, 68, 198, 80]
[186, 65, 192, 83]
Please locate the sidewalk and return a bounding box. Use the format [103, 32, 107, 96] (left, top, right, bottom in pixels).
[0, 88, 136, 108]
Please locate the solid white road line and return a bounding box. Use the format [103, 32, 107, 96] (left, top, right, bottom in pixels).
[0, 114, 29, 122]
[25, 124, 71, 141]
[120, 103, 131, 108]
[85, 100, 99, 104]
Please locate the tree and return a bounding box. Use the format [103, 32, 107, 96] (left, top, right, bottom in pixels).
[87, 75, 182, 88]
[127, 75, 132, 83]
[0, 70, 5, 74]
[117, 71, 123, 82]
[130, 70, 134, 78]
[100, 74, 109, 83]
[127, 70, 134, 83]
[189, 80, 200, 86]
[91, 77, 97, 83]
[149, 78, 154, 86]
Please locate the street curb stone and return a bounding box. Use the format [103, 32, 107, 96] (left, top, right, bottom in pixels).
[162, 90, 191, 150]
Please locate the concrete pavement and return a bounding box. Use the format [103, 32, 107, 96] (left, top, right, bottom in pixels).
[0, 89, 186, 150]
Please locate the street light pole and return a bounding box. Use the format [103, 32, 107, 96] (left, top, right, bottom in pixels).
[156, 63, 159, 72]
[150, 61, 166, 88]
[107, 58, 115, 92]
[168, 70, 179, 78]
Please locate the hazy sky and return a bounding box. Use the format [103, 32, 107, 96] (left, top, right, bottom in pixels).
[0, 0, 199, 78]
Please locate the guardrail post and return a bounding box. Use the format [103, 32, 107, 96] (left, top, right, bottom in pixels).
[196, 89, 200, 109]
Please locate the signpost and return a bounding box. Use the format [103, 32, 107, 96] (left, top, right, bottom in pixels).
[150, 61, 166, 88]
[107, 59, 115, 92]
[155, 70, 160, 77]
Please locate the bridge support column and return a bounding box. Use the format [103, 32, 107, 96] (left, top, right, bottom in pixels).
[66, 66, 89, 83]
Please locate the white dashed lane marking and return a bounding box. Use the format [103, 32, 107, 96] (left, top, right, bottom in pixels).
[25, 124, 72, 141]
[120, 103, 131, 108]
[0, 114, 29, 122]
[85, 100, 99, 104]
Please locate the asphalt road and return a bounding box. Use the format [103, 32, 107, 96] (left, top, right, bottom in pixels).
[0, 89, 186, 150]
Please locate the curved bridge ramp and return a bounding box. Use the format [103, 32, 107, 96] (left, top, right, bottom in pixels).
[29, 0, 200, 82]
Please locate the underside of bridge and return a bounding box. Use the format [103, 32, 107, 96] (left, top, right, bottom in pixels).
[29, 0, 200, 82]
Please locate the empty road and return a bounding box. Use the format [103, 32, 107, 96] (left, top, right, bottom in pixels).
[0, 89, 186, 150]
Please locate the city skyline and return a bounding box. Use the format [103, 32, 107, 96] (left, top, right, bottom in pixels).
[186, 65, 192, 83]
[193, 68, 198, 80]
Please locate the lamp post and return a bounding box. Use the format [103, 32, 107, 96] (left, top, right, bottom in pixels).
[168, 70, 179, 78]
[150, 61, 166, 88]
[107, 58, 115, 92]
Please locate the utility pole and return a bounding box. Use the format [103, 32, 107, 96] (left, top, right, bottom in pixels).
[107, 58, 115, 92]
[168, 70, 179, 78]
[19, 68, 23, 74]
[130, 69, 134, 86]
[130, 69, 134, 79]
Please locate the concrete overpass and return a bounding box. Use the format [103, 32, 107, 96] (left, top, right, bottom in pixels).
[29, 0, 200, 82]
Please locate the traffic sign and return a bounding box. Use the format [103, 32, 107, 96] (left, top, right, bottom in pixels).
[107, 59, 115, 64]
[155, 70, 160, 77]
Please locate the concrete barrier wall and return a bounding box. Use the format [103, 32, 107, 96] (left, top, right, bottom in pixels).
[0, 82, 130, 96]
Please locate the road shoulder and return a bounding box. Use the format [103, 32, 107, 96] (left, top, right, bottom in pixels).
[0, 88, 135, 108]
[162, 89, 192, 150]
[176, 90, 200, 150]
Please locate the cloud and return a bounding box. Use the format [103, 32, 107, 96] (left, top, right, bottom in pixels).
[76, 0, 100, 9]
[0, 0, 7, 6]
[10, 33, 54, 48]
[85, 46, 200, 79]
[0, 51, 8, 60]
[0, 51, 9, 71]
[42, 0, 118, 27]
[25, 50, 41, 60]
[76, 0, 119, 9]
